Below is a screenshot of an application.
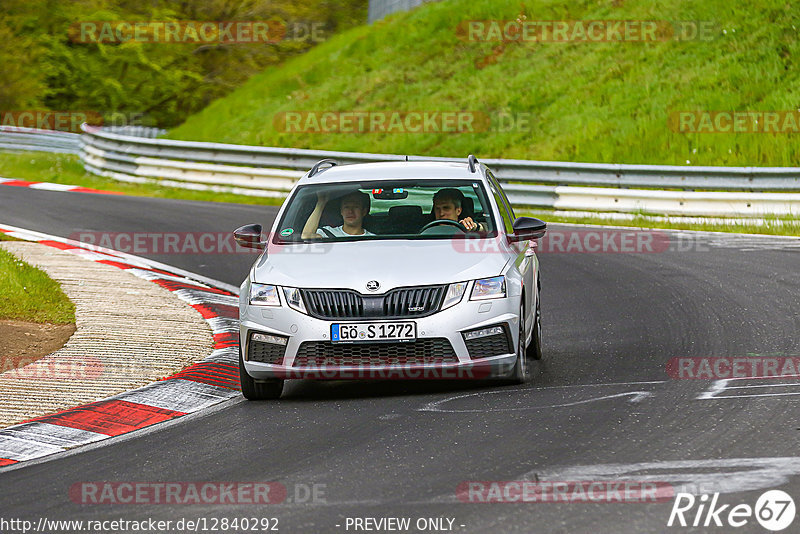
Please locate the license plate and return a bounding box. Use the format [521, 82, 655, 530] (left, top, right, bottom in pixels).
[331, 322, 417, 343]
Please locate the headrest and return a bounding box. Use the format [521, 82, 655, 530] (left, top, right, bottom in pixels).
[388, 205, 424, 218]
[319, 202, 343, 228]
[461, 196, 475, 218]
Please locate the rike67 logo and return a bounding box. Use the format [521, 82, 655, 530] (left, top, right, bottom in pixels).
[668, 490, 795, 531]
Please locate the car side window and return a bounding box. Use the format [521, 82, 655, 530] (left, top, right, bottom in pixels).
[487, 174, 514, 234]
[488, 171, 516, 220]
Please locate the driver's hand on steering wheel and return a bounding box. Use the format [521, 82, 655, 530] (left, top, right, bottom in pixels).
[459, 217, 481, 231]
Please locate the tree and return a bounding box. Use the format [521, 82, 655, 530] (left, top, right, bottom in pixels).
[2, 0, 368, 127]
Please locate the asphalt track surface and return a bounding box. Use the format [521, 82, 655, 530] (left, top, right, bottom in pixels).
[1, 186, 799, 533]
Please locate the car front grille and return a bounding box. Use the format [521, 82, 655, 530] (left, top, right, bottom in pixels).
[303, 289, 363, 319]
[382, 286, 445, 317]
[464, 326, 513, 359]
[248, 339, 287, 364]
[292, 338, 457, 367]
[302, 285, 446, 320]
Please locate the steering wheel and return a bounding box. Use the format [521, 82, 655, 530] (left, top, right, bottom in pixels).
[419, 219, 467, 233]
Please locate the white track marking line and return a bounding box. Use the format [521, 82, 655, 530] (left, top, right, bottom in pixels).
[532, 380, 666, 389]
[419, 382, 664, 413]
[28, 182, 79, 191]
[528, 457, 800, 496]
[704, 392, 800, 399]
[697, 377, 800, 400]
[723, 381, 800, 390]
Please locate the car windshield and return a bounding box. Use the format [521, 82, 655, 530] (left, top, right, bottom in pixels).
[273, 179, 498, 243]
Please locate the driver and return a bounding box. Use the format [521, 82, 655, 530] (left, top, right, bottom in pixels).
[301, 190, 375, 238]
[432, 188, 486, 232]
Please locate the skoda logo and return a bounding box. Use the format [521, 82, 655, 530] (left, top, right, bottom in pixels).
[366, 280, 380, 292]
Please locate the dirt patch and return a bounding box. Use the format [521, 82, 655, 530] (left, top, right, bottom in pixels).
[0, 320, 76, 373]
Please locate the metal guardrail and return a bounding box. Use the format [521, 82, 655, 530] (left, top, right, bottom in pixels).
[0, 126, 81, 154]
[99, 125, 166, 138]
[0, 125, 164, 154]
[76, 125, 800, 217]
[368, 0, 435, 23]
[3, 125, 800, 217]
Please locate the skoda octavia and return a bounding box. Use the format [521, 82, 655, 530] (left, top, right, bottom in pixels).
[234, 155, 546, 399]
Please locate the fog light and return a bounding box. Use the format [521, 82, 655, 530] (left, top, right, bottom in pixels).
[252, 332, 288, 345]
[463, 326, 504, 340]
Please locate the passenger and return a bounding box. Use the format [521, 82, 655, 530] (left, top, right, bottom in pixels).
[432, 188, 486, 232]
[301, 190, 375, 238]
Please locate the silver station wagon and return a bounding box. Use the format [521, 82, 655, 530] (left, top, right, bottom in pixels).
[234, 155, 546, 399]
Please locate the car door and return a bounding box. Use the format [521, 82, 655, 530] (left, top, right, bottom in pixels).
[487, 172, 535, 334]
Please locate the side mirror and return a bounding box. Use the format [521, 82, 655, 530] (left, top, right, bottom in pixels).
[509, 217, 547, 242]
[233, 224, 266, 250]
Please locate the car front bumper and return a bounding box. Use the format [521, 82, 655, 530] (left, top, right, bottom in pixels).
[239, 289, 520, 380]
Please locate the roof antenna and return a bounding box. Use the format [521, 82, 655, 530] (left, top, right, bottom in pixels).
[405, 155, 408, 161]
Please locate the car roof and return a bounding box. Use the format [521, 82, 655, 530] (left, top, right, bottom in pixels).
[297, 161, 486, 185]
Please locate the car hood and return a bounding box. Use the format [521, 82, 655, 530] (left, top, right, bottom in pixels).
[253, 238, 511, 291]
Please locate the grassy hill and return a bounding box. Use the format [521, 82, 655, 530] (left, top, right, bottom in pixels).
[168, 0, 800, 166]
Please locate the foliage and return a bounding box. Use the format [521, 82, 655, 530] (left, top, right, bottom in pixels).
[1, 0, 367, 127]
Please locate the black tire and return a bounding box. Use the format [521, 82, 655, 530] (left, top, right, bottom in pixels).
[527, 289, 543, 361]
[505, 301, 530, 384]
[239, 346, 284, 400]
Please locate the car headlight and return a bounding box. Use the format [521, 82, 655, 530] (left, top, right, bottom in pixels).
[282, 287, 307, 314]
[441, 281, 468, 310]
[250, 283, 281, 306]
[470, 276, 506, 301]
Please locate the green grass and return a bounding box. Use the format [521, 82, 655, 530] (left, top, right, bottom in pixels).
[0, 247, 75, 324]
[168, 0, 800, 167]
[520, 209, 800, 236]
[0, 152, 283, 206]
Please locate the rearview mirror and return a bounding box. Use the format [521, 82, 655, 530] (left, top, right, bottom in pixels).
[509, 217, 547, 242]
[233, 224, 266, 250]
[371, 188, 409, 200]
